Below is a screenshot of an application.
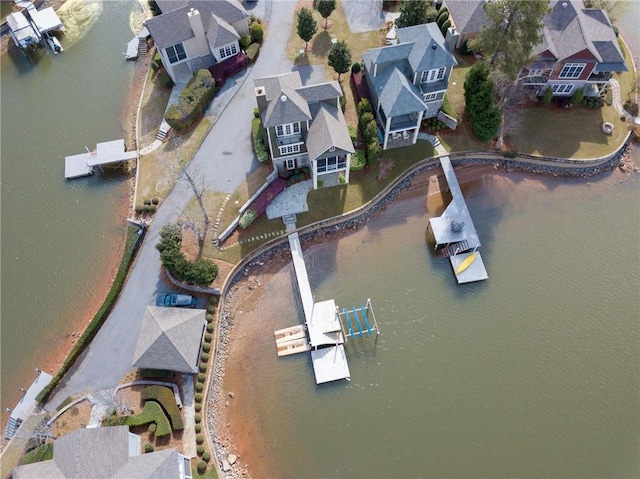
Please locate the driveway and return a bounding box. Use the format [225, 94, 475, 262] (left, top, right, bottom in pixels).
[46, 0, 319, 410]
[341, 0, 386, 33]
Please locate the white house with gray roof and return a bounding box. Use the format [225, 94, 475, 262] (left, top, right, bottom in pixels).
[12, 426, 192, 479]
[362, 23, 457, 150]
[254, 71, 355, 189]
[145, 0, 248, 84]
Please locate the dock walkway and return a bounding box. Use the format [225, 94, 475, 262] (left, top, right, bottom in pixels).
[64, 139, 138, 179]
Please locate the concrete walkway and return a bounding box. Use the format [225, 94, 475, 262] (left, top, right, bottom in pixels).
[180, 374, 196, 458]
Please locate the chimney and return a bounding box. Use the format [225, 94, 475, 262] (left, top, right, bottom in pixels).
[187, 8, 205, 40]
[255, 86, 267, 113]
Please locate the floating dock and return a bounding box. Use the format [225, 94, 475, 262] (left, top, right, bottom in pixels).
[64, 139, 138, 179]
[428, 156, 488, 283]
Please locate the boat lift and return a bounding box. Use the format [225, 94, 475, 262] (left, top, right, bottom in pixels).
[337, 298, 380, 341]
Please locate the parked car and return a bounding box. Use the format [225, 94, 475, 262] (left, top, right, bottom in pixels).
[156, 293, 197, 308]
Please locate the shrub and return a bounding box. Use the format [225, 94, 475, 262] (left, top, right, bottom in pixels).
[205, 313, 213, 323]
[195, 403, 202, 412]
[195, 393, 203, 402]
[207, 304, 215, 314]
[196, 434, 204, 445]
[195, 413, 202, 424]
[239, 208, 258, 229]
[148, 423, 157, 434]
[195, 423, 202, 434]
[206, 323, 214, 333]
[464, 62, 501, 143]
[196, 382, 204, 392]
[140, 386, 184, 430]
[363, 121, 378, 144]
[124, 401, 172, 437]
[503, 150, 518, 158]
[436, 10, 449, 26]
[541, 87, 553, 105]
[348, 125, 358, 143]
[144, 198, 151, 205]
[201, 351, 210, 362]
[209, 296, 218, 305]
[252, 117, 269, 162]
[239, 34, 251, 49]
[197, 461, 207, 474]
[203, 451, 211, 462]
[440, 19, 451, 36]
[367, 141, 382, 165]
[250, 23, 264, 42]
[246, 43, 260, 63]
[148, 204, 157, 213]
[357, 98, 373, 117]
[253, 107, 260, 119]
[197, 445, 205, 456]
[198, 373, 206, 382]
[145, 443, 154, 453]
[351, 62, 361, 74]
[359, 111, 375, 130]
[203, 343, 211, 353]
[164, 69, 215, 132]
[199, 362, 208, 373]
[205, 333, 212, 342]
[350, 150, 366, 171]
[459, 40, 471, 55]
[571, 87, 584, 105]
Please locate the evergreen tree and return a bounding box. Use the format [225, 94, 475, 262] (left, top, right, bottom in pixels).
[463, 62, 501, 143]
[328, 40, 352, 81]
[395, 0, 435, 28]
[316, 0, 337, 30]
[297, 7, 318, 51]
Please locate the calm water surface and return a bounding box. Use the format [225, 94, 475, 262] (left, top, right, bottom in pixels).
[1, 1, 141, 419]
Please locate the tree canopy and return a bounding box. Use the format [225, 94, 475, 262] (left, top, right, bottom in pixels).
[316, 0, 337, 29]
[463, 62, 502, 143]
[395, 0, 437, 28]
[328, 40, 352, 81]
[469, 0, 549, 82]
[297, 7, 318, 50]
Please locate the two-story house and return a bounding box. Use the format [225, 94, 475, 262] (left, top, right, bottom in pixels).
[254, 71, 355, 190]
[521, 0, 627, 97]
[362, 23, 458, 150]
[145, 0, 249, 84]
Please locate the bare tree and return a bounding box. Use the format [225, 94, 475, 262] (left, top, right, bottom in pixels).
[93, 389, 133, 417]
[14, 414, 55, 449]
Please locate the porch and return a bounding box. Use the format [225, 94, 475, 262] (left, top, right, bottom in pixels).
[385, 129, 418, 149]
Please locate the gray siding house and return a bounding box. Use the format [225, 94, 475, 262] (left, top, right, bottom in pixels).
[362, 23, 457, 150]
[145, 0, 249, 84]
[254, 72, 355, 189]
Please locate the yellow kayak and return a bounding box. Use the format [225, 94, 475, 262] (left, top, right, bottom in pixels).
[455, 252, 478, 275]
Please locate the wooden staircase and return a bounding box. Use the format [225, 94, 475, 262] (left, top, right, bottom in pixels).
[137, 37, 148, 56]
[436, 240, 471, 258]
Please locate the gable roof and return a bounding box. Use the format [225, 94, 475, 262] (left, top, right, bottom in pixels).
[132, 306, 206, 374]
[207, 12, 240, 48]
[306, 103, 355, 162]
[13, 427, 185, 479]
[398, 23, 458, 72]
[146, 0, 247, 50]
[255, 72, 312, 127]
[444, 0, 490, 35]
[378, 67, 426, 117]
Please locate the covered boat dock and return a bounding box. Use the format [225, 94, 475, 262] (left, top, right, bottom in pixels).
[64, 139, 138, 179]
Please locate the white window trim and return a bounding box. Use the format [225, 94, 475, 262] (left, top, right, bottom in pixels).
[279, 144, 301, 155]
[551, 84, 574, 94]
[276, 122, 301, 138]
[285, 158, 297, 170]
[166, 43, 187, 64]
[423, 92, 438, 102]
[528, 68, 543, 76]
[219, 42, 238, 60]
[420, 67, 446, 83]
[558, 63, 585, 79]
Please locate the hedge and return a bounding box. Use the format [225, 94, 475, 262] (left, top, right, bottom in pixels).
[350, 150, 366, 171]
[164, 69, 216, 132]
[36, 225, 144, 403]
[239, 208, 258, 229]
[140, 386, 184, 430]
[124, 401, 172, 437]
[251, 118, 269, 162]
[246, 42, 260, 63]
[250, 23, 263, 42]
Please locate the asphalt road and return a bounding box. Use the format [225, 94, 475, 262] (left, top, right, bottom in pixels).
[46, 0, 375, 411]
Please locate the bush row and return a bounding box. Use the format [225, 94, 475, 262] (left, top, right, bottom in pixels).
[252, 117, 269, 162]
[164, 69, 216, 132]
[140, 386, 184, 430]
[124, 401, 172, 437]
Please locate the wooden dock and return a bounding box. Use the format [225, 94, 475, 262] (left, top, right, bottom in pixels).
[64, 139, 138, 179]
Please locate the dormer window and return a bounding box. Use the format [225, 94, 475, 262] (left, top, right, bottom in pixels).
[420, 67, 446, 83]
[558, 63, 585, 79]
[276, 122, 301, 137]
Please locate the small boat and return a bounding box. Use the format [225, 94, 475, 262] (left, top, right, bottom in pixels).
[47, 35, 63, 54]
[455, 252, 478, 275]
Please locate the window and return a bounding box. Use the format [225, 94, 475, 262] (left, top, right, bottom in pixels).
[528, 68, 543, 76]
[279, 144, 301, 155]
[420, 67, 446, 83]
[166, 43, 187, 64]
[423, 92, 438, 102]
[559, 63, 585, 79]
[551, 84, 573, 94]
[317, 156, 347, 173]
[276, 123, 301, 138]
[219, 42, 238, 60]
[285, 159, 297, 170]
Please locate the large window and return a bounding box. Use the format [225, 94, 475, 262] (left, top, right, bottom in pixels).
[551, 84, 573, 94]
[166, 43, 187, 64]
[276, 122, 301, 138]
[420, 67, 446, 83]
[219, 42, 238, 60]
[317, 155, 347, 173]
[423, 92, 437, 102]
[279, 144, 301, 155]
[558, 63, 585, 79]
